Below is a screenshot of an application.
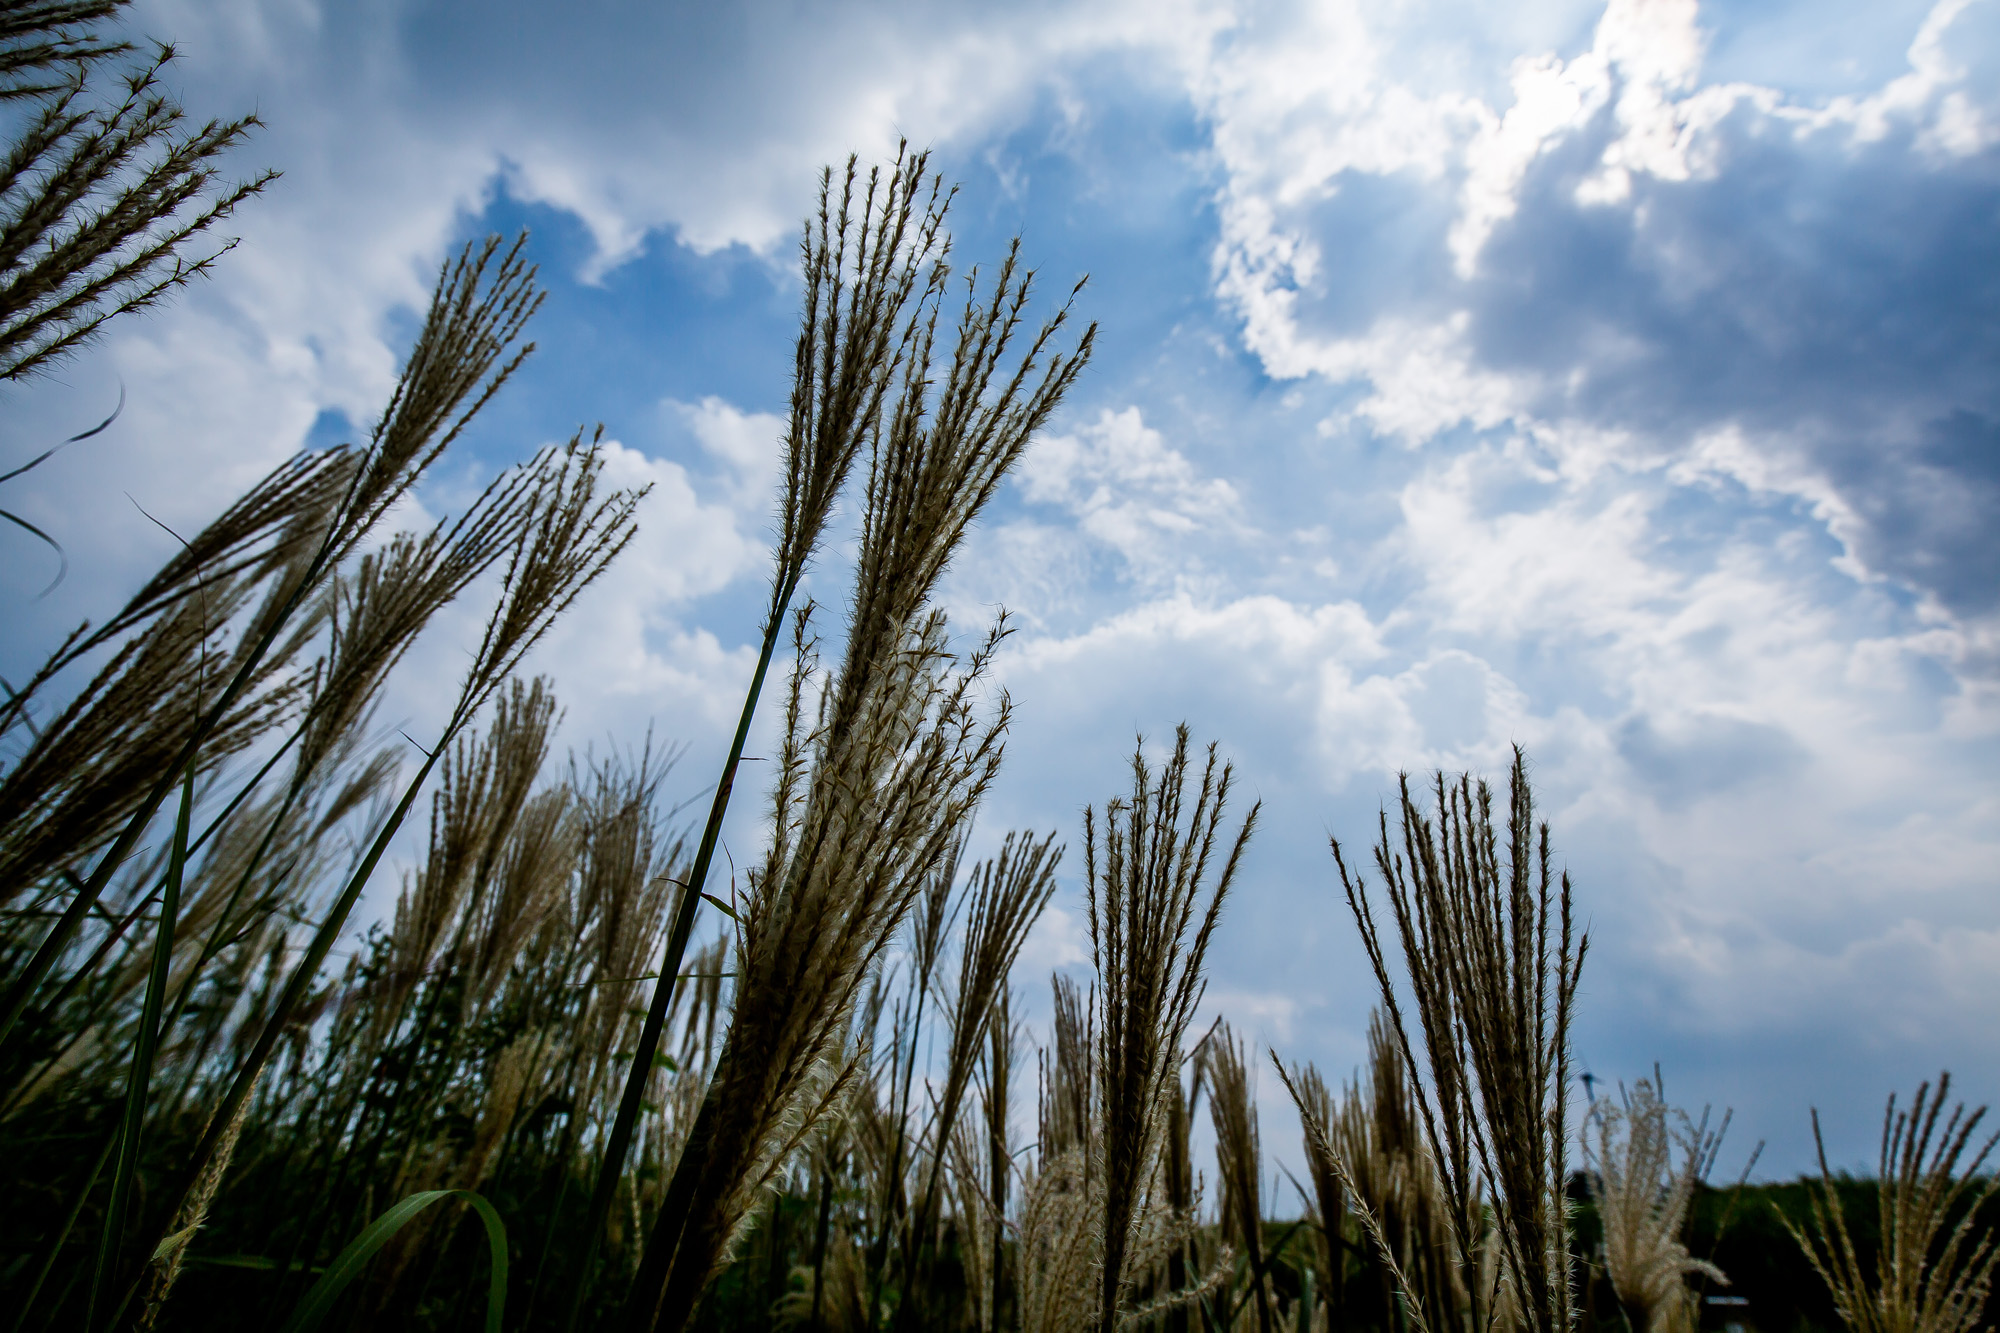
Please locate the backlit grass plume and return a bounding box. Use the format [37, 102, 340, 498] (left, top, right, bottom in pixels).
[1587, 1078, 1731, 1333]
[571, 147, 957, 1311]
[1205, 1023, 1277, 1333]
[0, 1, 275, 381]
[1787, 1072, 2000, 1333]
[1328, 746, 1585, 1333]
[890, 830, 1061, 1332]
[1086, 726, 1258, 1333]
[618, 158, 1092, 1329]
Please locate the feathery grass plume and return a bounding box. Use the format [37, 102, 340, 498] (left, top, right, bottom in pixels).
[980, 984, 1019, 1333]
[1016, 1145, 1101, 1333]
[1287, 1061, 1345, 1326]
[290, 469, 543, 784]
[1294, 1010, 1466, 1329]
[0, 445, 352, 743]
[946, 1113, 997, 1333]
[1040, 972, 1095, 1162]
[625, 606, 1013, 1332]
[1207, 1024, 1277, 1333]
[0, 551, 317, 902]
[158, 435, 642, 1261]
[796, 997, 877, 1333]
[1586, 1078, 1730, 1333]
[576, 148, 956, 1310]
[1330, 746, 1585, 1333]
[0, 231, 542, 1056]
[376, 677, 562, 1027]
[864, 839, 961, 1323]
[0, 3, 133, 101]
[890, 830, 1059, 1330]
[335, 236, 541, 554]
[1785, 1072, 2000, 1333]
[0, 2, 275, 381]
[1086, 726, 1258, 1333]
[619, 144, 1091, 1329]
[132, 1067, 258, 1330]
[1161, 1061, 1200, 1333]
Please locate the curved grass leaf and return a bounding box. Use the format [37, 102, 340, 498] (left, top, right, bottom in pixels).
[276, 1189, 507, 1333]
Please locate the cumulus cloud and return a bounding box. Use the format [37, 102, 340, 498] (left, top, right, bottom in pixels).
[1018, 406, 1244, 579]
[1200, 0, 2000, 623]
[9, 0, 1999, 1174]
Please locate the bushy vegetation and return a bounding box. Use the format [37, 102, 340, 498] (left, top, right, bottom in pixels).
[3, 6, 1999, 1333]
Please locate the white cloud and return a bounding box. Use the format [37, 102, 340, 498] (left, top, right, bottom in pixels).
[8, 0, 1996, 1175]
[1019, 406, 1243, 580]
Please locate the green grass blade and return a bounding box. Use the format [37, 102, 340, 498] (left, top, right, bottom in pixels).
[85, 756, 193, 1331]
[276, 1189, 507, 1333]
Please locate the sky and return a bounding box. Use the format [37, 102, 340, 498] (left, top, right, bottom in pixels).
[4, 0, 1999, 1183]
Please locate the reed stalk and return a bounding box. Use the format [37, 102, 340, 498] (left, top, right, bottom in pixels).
[566, 147, 952, 1329]
[1086, 726, 1258, 1333]
[616, 149, 1090, 1331]
[1786, 1072, 2000, 1333]
[1330, 746, 1585, 1333]
[1585, 1077, 1730, 1333]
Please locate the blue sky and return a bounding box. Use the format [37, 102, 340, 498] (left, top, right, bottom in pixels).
[4, 0, 1999, 1181]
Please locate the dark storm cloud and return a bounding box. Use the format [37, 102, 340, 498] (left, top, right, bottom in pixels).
[1468, 95, 2000, 613]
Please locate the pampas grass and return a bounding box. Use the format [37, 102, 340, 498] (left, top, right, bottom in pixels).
[1321, 746, 1585, 1333]
[1086, 726, 1257, 1333]
[1586, 1078, 1731, 1333]
[1788, 1072, 2000, 1333]
[618, 154, 1092, 1329]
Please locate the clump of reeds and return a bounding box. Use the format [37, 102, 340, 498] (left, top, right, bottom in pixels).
[1787, 1072, 2000, 1333]
[615, 146, 1092, 1332]
[1086, 726, 1258, 1333]
[889, 832, 1061, 1332]
[0, 209, 660, 1330]
[1294, 746, 1585, 1333]
[1287, 1009, 1468, 1331]
[1586, 1077, 1732, 1333]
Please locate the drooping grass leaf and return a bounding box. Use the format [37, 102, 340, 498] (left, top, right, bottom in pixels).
[276, 1189, 507, 1333]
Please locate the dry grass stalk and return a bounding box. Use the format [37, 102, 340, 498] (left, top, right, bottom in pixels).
[133, 1068, 258, 1330]
[982, 984, 1019, 1326]
[1016, 1146, 1100, 1333]
[891, 832, 1060, 1328]
[626, 604, 1011, 1331]
[1041, 973, 1095, 1164]
[1086, 726, 1258, 1333]
[1287, 1060, 1345, 1328]
[1786, 1072, 2000, 1333]
[1331, 746, 1585, 1333]
[1307, 1010, 1469, 1328]
[0, 549, 318, 898]
[1586, 1078, 1729, 1333]
[0, 230, 546, 1059]
[623, 146, 1091, 1329]
[168, 433, 643, 1236]
[1206, 1023, 1277, 1333]
[0, 1, 275, 380]
[578, 147, 959, 1315]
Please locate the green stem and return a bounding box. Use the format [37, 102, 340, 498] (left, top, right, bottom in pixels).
[86, 758, 192, 1332]
[561, 601, 786, 1332]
